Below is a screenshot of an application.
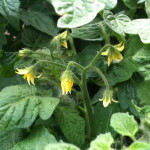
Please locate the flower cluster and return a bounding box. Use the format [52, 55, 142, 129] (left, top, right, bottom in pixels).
[101, 42, 124, 66]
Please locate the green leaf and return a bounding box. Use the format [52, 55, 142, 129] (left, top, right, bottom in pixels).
[77, 43, 102, 67]
[20, 3, 58, 36]
[107, 58, 138, 86]
[132, 44, 150, 80]
[129, 142, 150, 150]
[103, 10, 131, 36]
[122, 0, 138, 9]
[45, 143, 80, 150]
[0, 25, 7, 48]
[100, 0, 117, 10]
[132, 44, 150, 64]
[21, 27, 50, 49]
[89, 133, 114, 150]
[145, 0, 150, 18]
[0, 129, 23, 150]
[137, 81, 150, 105]
[54, 106, 85, 147]
[50, 0, 105, 28]
[0, 0, 20, 30]
[124, 19, 150, 43]
[0, 84, 60, 136]
[110, 113, 138, 138]
[117, 80, 137, 109]
[11, 127, 57, 150]
[71, 22, 104, 41]
[107, 36, 141, 86]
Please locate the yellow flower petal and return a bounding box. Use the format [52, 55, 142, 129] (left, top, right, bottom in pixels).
[103, 100, 110, 107]
[114, 42, 124, 52]
[16, 68, 30, 75]
[112, 99, 118, 103]
[101, 50, 109, 56]
[16, 67, 39, 85]
[62, 41, 68, 48]
[61, 78, 73, 95]
[60, 31, 67, 39]
[114, 42, 122, 48]
[117, 44, 124, 51]
[113, 52, 123, 61]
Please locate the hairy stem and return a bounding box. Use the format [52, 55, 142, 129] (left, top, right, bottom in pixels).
[68, 36, 77, 55]
[81, 69, 96, 140]
[99, 22, 110, 44]
[87, 44, 110, 68]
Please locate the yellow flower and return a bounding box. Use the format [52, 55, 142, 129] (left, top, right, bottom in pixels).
[99, 89, 118, 107]
[54, 31, 68, 48]
[16, 66, 40, 85]
[61, 71, 73, 95]
[101, 42, 124, 66]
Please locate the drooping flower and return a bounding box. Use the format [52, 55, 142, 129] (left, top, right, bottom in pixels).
[101, 42, 124, 66]
[61, 70, 73, 95]
[54, 31, 68, 48]
[18, 48, 32, 57]
[99, 89, 118, 107]
[16, 66, 40, 85]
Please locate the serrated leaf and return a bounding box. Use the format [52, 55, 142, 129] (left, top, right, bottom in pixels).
[110, 113, 138, 137]
[124, 19, 150, 43]
[89, 133, 114, 150]
[20, 3, 58, 36]
[71, 22, 105, 41]
[100, 0, 117, 10]
[0, 84, 60, 136]
[54, 106, 85, 147]
[50, 0, 105, 28]
[137, 81, 150, 105]
[45, 143, 80, 150]
[0, 0, 20, 29]
[0, 129, 23, 150]
[103, 10, 131, 36]
[129, 141, 150, 150]
[11, 127, 57, 150]
[117, 80, 138, 114]
[122, 0, 138, 9]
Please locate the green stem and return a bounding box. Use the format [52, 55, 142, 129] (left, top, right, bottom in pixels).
[57, 40, 65, 64]
[90, 66, 110, 89]
[66, 61, 84, 71]
[33, 60, 66, 68]
[32, 35, 41, 50]
[87, 44, 110, 68]
[73, 74, 81, 87]
[81, 69, 96, 140]
[130, 136, 136, 142]
[99, 22, 110, 44]
[39, 77, 61, 89]
[68, 36, 77, 55]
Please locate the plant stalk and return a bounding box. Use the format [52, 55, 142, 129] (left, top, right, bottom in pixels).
[81, 69, 97, 140]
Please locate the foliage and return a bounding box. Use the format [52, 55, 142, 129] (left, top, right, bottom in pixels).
[0, 0, 149, 150]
